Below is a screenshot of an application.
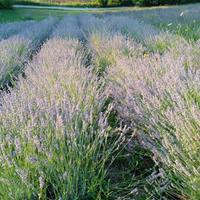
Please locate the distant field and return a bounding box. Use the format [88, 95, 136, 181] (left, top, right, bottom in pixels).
[0, 3, 190, 24]
[0, 3, 200, 200]
[15, 0, 200, 7]
[0, 5, 168, 23]
[0, 8, 64, 23]
[16, 0, 100, 7]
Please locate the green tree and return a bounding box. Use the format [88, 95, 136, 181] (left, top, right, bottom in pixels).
[109, 0, 133, 6]
[0, 0, 13, 8]
[97, 0, 109, 6]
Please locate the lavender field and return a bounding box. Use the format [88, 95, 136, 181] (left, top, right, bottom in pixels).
[0, 4, 200, 200]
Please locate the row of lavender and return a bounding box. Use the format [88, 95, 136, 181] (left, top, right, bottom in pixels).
[86, 14, 200, 199]
[121, 4, 200, 25]
[0, 16, 123, 200]
[119, 4, 200, 42]
[0, 17, 57, 89]
[0, 20, 35, 41]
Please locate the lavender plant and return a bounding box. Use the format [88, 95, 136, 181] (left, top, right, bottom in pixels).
[0, 38, 124, 200]
[107, 46, 200, 199]
[0, 20, 35, 41]
[102, 15, 181, 54]
[0, 17, 57, 89]
[120, 4, 200, 42]
[122, 4, 200, 27]
[103, 15, 160, 42]
[51, 15, 83, 40]
[87, 29, 165, 199]
[78, 14, 107, 40]
[105, 15, 196, 59]
[88, 30, 144, 75]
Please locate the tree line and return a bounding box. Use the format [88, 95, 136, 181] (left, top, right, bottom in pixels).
[98, 0, 199, 6]
[0, 0, 199, 11]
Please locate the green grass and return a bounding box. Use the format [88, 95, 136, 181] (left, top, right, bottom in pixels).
[15, 0, 135, 7]
[0, 8, 82, 23]
[0, 2, 181, 24]
[16, 0, 101, 7]
[158, 21, 200, 42]
[0, 6, 163, 24]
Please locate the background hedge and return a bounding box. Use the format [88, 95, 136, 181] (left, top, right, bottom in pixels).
[0, 0, 13, 8]
[132, 0, 200, 6]
[1, 0, 200, 12]
[108, 0, 200, 6]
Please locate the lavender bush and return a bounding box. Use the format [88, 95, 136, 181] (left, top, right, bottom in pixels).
[85, 15, 200, 197]
[0, 38, 125, 200]
[104, 15, 160, 42]
[0, 17, 57, 89]
[118, 5, 200, 41]
[0, 20, 35, 41]
[120, 4, 200, 27]
[107, 44, 200, 199]
[88, 30, 144, 75]
[101, 15, 183, 54]
[78, 14, 106, 40]
[51, 15, 83, 40]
